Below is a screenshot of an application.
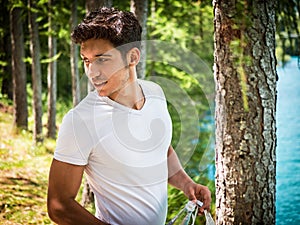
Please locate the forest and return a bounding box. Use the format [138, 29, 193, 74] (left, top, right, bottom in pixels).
[0, 0, 299, 224]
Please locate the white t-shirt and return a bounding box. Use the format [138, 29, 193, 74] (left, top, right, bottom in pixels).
[54, 79, 172, 225]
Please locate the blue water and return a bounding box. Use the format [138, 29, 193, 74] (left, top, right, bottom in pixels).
[276, 57, 300, 224]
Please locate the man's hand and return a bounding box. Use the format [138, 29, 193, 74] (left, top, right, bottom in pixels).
[183, 181, 211, 214]
[167, 145, 212, 214]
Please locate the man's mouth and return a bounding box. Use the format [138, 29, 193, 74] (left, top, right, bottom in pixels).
[93, 81, 107, 88]
[92, 76, 107, 88]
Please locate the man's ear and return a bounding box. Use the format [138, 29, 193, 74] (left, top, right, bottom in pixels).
[127, 48, 140, 66]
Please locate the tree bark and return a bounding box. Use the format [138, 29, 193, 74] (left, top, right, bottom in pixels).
[28, 0, 43, 143]
[130, 0, 148, 79]
[10, 6, 28, 130]
[214, 0, 277, 224]
[70, 0, 81, 107]
[47, 0, 57, 139]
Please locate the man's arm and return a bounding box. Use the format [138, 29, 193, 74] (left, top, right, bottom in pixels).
[167, 145, 211, 213]
[47, 159, 109, 225]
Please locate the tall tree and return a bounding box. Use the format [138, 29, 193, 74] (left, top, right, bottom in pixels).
[10, 4, 28, 130]
[47, 0, 57, 139]
[1, 1, 13, 100]
[28, 0, 43, 143]
[130, 0, 148, 78]
[70, 0, 80, 106]
[214, 0, 277, 224]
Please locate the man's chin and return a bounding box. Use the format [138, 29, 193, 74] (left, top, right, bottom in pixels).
[96, 88, 109, 97]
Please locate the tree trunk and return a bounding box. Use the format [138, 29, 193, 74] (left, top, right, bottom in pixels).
[70, 0, 81, 107]
[1, 0, 13, 100]
[85, 0, 112, 12]
[214, 0, 277, 224]
[130, 0, 148, 79]
[10, 6, 28, 130]
[28, 0, 43, 143]
[47, 0, 57, 139]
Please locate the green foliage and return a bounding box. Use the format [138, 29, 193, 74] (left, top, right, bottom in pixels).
[276, 0, 300, 64]
[148, 0, 214, 64]
[145, 2, 216, 222]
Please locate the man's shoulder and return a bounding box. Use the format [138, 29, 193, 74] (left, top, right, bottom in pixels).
[138, 79, 165, 97]
[73, 91, 108, 114]
[62, 91, 107, 125]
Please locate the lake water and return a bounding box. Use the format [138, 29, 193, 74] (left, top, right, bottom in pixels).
[276, 56, 300, 224]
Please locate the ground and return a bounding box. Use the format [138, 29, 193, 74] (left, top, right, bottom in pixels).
[0, 102, 54, 224]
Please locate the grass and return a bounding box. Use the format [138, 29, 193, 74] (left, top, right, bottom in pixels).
[0, 102, 57, 224]
[0, 99, 95, 225]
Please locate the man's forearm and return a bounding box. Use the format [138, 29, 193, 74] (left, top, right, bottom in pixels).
[48, 198, 109, 225]
[168, 167, 194, 192]
[167, 145, 194, 191]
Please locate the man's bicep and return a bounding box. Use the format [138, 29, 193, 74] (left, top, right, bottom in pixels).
[48, 159, 85, 200]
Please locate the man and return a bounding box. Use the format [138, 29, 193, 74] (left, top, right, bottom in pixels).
[47, 7, 211, 225]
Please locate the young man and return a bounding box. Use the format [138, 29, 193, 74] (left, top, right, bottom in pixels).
[47, 7, 211, 225]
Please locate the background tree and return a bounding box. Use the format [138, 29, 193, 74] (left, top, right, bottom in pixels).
[86, 0, 112, 11]
[47, 0, 58, 139]
[28, 0, 43, 143]
[214, 0, 277, 224]
[10, 3, 28, 130]
[1, 1, 13, 100]
[71, 0, 81, 106]
[276, 0, 300, 64]
[130, 0, 148, 78]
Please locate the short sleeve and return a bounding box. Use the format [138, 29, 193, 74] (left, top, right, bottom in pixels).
[54, 110, 94, 165]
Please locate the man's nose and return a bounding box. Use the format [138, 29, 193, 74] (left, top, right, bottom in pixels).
[85, 62, 101, 78]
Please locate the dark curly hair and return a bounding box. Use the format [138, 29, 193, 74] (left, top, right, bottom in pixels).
[71, 7, 142, 57]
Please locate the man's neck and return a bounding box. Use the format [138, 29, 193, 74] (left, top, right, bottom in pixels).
[109, 79, 145, 110]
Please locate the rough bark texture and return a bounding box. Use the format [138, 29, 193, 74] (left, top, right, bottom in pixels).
[47, 0, 57, 139]
[10, 7, 28, 129]
[214, 0, 277, 224]
[70, 0, 81, 107]
[130, 0, 148, 79]
[29, 0, 43, 143]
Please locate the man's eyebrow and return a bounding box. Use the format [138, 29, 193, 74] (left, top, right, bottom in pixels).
[80, 53, 112, 58]
[95, 53, 112, 57]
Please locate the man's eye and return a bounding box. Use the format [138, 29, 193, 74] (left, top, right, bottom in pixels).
[81, 57, 109, 65]
[96, 58, 108, 63]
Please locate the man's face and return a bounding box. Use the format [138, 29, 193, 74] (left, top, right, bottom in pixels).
[80, 38, 130, 99]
